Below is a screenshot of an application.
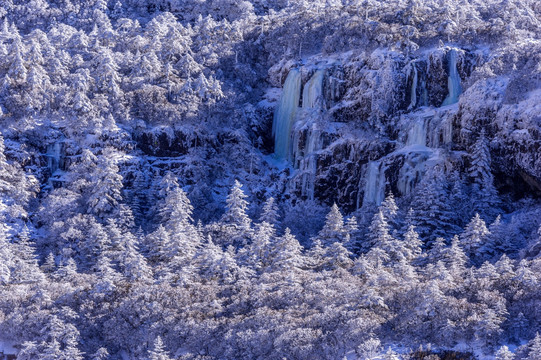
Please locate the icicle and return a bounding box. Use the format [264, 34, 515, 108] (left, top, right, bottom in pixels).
[408, 62, 418, 110]
[272, 69, 302, 160]
[441, 49, 462, 106]
[302, 69, 325, 109]
[363, 161, 386, 206]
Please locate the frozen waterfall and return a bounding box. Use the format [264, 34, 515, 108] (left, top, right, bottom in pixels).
[47, 141, 63, 175]
[272, 69, 302, 160]
[408, 61, 428, 110]
[302, 69, 325, 109]
[397, 150, 432, 197]
[406, 118, 427, 146]
[363, 161, 386, 206]
[441, 49, 462, 106]
[294, 69, 326, 199]
[409, 63, 418, 110]
[299, 126, 321, 200]
[46, 140, 65, 188]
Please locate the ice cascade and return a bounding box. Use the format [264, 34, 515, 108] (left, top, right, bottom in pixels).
[406, 118, 427, 146]
[46, 140, 65, 188]
[292, 69, 326, 199]
[441, 49, 462, 106]
[47, 141, 63, 175]
[298, 125, 321, 200]
[408, 61, 428, 110]
[302, 69, 325, 109]
[363, 160, 386, 206]
[272, 69, 302, 160]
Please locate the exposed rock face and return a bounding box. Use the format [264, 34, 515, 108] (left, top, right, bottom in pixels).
[134, 127, 223, 157]
[457, 77, 541, 195]
[279, 47, 488, 210]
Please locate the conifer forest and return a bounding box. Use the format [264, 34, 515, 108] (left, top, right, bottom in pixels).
[0, 0, 541, 359]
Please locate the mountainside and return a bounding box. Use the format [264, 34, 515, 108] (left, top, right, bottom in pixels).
[0, 1, 541, 359]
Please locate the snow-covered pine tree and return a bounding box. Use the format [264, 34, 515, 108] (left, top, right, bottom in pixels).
[526, 333, 541, 360]
[219, 180, 252, 246]
[380, 191, 399, 232]
[86, 148, 123, 218]
[411, 165, 460, 244]
[148, 336, 172, 360]
[460, 213, 490, 263]
[495, 345, 515, 360]
[468, 129, 500, 219]
[269, 228, 305, 271]
[259, 196, 280, 228]
[315, 203, 348, 247]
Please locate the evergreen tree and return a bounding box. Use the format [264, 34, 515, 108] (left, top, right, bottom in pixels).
[468, 129, 500, 218]
[270, 228, 305, 271]
[145, 224, 172, 264]
[460, 213, 489, 262]
[86, 148, 123, 218]
[344, 215, 360, 251]
[159, 185, 194, 232]
[220, 180, 252, 246]
[259, 196, 280, 227]
[117, 226, 152, 281]
[403, 225, 423, 263]
[443, 235, 468, 276]
[381, 192, 399, 231]
[428, 237, 447, 264]
[449, 170, 470, 225]
[41, 252, 56, 273]
[486, 215, 508, 254]
[11, 226, 45, 284]
[325, 241, 353, 270]
[527, 333, 541, 360]
[316, 203, 347, 247]
[148, 336, 172, 360]
[193, 235, 224, 281]
[368, 209, 405, 262]
[495, 345, 515, 360]
[411, 166, 460, 244]
[0, 225, 12, 284]
[249, 221, 276, 270]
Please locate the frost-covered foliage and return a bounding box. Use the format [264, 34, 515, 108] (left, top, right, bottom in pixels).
[0, 0, 541, 359]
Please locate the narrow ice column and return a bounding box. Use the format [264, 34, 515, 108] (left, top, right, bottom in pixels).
[441, 49, 462, 106]
[408, 63, 418, 110]
[300, 125, 321, 200]
[363, 160, 386, 206]
[302, 69, 325, 109]
[272, 69, 302, 160]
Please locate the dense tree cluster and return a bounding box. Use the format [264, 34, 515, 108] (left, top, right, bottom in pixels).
[2, 170, 541, 358]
